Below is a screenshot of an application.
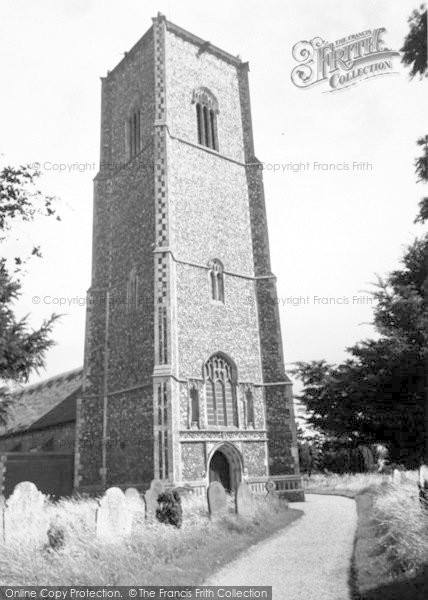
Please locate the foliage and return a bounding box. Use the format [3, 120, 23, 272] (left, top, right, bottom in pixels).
[400, 5, 427, 79]
[293, 130, 428, 467]
[156, 490, 183, 528]
[0, 164, 59, 421]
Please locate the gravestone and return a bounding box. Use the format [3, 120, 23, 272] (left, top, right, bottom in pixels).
[264, 479, 282, 508]
[265, 480, 276, 494]
[235, 481, 256, 516]
[419, 465, 428, 488]
[125, 487, 145, 529]
[392, 469, 402, 484]
[360, 445, 374, 471]
[96, 487, 132, 541]
[144, 479, 164, 520]
[418, 465, 428, 506]
[4, 481, 48, 545]
[207, 481, 227, 515]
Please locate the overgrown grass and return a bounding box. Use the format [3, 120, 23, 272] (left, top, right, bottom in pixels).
[371, 481, 428, 578]
[305, 471, 428, 598]
[304, 472, 392, 494]
[0, 492, 302, 585]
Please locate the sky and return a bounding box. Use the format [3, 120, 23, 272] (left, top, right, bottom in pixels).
[0, 0, 426, 389]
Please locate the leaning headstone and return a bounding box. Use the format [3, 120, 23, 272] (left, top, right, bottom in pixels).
[392, 469, 402, 484]
[207, 481, 227, 516]
[125, 487, 145, 529]
[144, 479, 164, 520]
[4, 481, 48, 545]
[235, 481, 256, 516]
[96, 487, 132, 541]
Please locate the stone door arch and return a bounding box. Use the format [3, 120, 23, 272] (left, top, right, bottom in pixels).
[208, 442, 242, 493]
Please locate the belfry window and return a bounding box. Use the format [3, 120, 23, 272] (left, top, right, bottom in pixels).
[204, 354, 238, 427]
[128, 109, 141, 159]
[193, 88, 219, 151]
[209, 259, 224, 303]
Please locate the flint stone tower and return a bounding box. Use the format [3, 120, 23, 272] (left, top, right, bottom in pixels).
[76, 14, 303, 499]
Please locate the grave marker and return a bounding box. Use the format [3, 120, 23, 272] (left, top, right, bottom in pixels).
[235, 481, 256, 516]
[144, 479, 164, 520]
[207, 481, 227, 515]
[96, 487, 132, 541]
[4, 481, 48, 545]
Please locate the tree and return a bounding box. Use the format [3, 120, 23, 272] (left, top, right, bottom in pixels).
[0, 164, 59, 422]
[293, 201, 428, 466]
[401, 5, 427, 79]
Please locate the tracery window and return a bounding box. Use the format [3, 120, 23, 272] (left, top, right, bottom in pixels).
[204, 354, 237, 427]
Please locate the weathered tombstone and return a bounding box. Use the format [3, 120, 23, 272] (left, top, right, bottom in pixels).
[418, 465, 428, 506]
[125, 487, 141, 502]
[360, 445, 375, 471]
[125, 487, 145, 529]
[96, 487, 132, 541]
[265, 480, 276, 494]
[207, 481, 227, 516]
[4, 481, 48, 545]
[144, 479, 164, 520]
[419, 465, 428, 488]
[236, 481, 256, 516]
[264, 479, 281, 508]
[392, 469, 402, 484]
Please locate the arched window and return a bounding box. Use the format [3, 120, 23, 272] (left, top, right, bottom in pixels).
[209, 259, 224, 303]
[193, 88, 219, 151]
[204, 354, 237, 427]
[128, 108, 141, 159]
[190, 384, 200, 426]
[245, 389, 255, 428]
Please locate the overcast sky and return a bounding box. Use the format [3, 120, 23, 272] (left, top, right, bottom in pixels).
[1, 0, 426, 387]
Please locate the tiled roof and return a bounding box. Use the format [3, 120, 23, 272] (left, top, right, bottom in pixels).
[0, 367, 83, 436]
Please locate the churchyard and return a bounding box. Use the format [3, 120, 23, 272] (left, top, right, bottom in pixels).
[0, 480, 301, 586]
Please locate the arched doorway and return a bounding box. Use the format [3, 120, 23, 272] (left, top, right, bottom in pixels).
[208, 443, 242, 493]
[209, 450, 230, 491]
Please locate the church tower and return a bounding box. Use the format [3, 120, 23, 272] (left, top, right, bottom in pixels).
[76, 14, 303, 499]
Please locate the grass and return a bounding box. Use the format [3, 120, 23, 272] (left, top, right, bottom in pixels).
[0, 492, 302, 585]
[303, 472, 393, 496]
[305, 471, 428, 599]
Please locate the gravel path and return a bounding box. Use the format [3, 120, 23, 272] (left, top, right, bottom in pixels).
[206, 494, 357, 600]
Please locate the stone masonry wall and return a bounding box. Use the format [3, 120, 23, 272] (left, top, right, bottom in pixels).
[77, 28, 157, 491]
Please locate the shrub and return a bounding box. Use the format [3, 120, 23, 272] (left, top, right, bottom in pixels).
[156, 490, 183, 528]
